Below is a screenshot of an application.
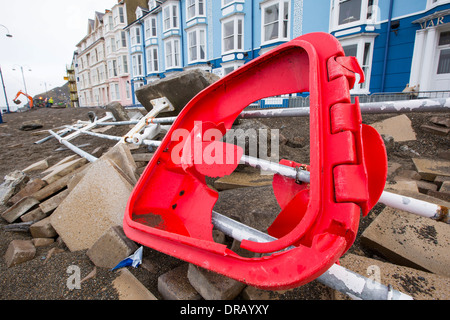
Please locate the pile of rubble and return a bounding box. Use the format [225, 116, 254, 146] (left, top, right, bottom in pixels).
[0, 69, 449, 300]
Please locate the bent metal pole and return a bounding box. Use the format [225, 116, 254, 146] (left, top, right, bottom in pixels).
[211, 211, 413, 300]
[240, 155, 449, 224]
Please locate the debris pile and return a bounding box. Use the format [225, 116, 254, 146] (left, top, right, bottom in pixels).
[0, 68, 449, 300]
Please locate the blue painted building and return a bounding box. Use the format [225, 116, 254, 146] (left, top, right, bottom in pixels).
[329, 0, 450, 94]
[124, 0, 450, 105]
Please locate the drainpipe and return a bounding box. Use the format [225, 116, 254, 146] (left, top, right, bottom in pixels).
[381, 0, 394, 92]
[251, 0, 255, 59]
[179, 2, 185, 68]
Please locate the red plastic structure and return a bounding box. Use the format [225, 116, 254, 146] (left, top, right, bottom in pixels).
[123, 32, 387, 290]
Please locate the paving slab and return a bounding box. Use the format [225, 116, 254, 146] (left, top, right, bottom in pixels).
[22, 159, 49, 174]
[361, 206, 450, 277]
[1, 196, 39, 223]
[337, 253, 450, 300]
[101, 143, 137, 185]
[7, 178, 47, 206]
[370, 114, 416, 142]
[87, 226, 138, 269]
[158, 264, 202, 300]
[50, 159, 134, 251]
[39, 188, 70, 214]
[112, 268, 157, 300]
[187, 264, 246, 300]
[412, 158, 450, 181]
[4, 240, 36, 268]
[30, 216, 58, 238]
[42, 158, 87, 185]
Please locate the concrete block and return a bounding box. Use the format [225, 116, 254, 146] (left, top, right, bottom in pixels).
[1, 197, 39, 223]
[87, 226, 138, 269]
[337, 253, 450, 300]
[361, 206, 450, 277]
[22, 159, 49, 174]
[371, 114, 416, 142]
[32, 164, 89, 201]
[420, 124, 450, 136]
[20, 207, 46, 222]
[32, 238, 55, 247]
[30, 216, 58, 238]
[4, 240, 36, 268]
[158, 264, 202, 300]
[50, 159, 133, 251]
[42, 158, 87, 185]
[439, 180, 450, 193]
[131, 153, 153, 162]
[214, 172, 274, 191]
[427, 190, 450, 202]
[187, 264, 246, 300]
[412, 158, 450, 181]
[0, 171, 29, 205]
[135, 69, 219, 116]
[416, 180, 438, 194]
[106, 101, 130, 121]
[7, 179, 47, 206]
[101, 143, 137, 185]
[112, 269, 157, 300]
[38, 188, 70, 214]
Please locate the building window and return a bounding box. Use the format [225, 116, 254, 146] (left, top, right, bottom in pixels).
[331, 0, 377, 30]
[340, 36, 375, 92]
[146, 46, 159, 73]
[145, 16, 157, 39]
[132, 54, 144, 76]
[222, 0, 234, 7]
[261, 0, 290, 45]
[165, 37, 181, 69]
[131, 27, 141, 45]
[437, 31, 450, 74]
[187, 0, 205, 20]
[222, 16, 243, 54]
[116, 31, 127, 49]
[111, 83, 120, 101]
[163, 2, 179, 31]
[188, 27, 206, 63]
[122, 55, 129, 74]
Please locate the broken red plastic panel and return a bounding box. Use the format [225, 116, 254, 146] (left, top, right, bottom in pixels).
[123, 32, 387, 290]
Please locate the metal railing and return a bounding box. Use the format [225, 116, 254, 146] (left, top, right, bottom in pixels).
[246, 90, 450, 110]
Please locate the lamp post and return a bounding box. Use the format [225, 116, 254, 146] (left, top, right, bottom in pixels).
[1, 25, 13, 113]
[12, 65, 32, 96]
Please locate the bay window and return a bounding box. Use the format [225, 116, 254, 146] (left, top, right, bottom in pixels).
[261, 0, 290, 45]
[331, 0, 378, 30]
[187, 0, 205, 20]
[163, 2, 179, 31]
[165, 37, 181, 69]
[222, 15, 243, 54]
[188, 27, 206, 63]
[146, 46, 159, 73]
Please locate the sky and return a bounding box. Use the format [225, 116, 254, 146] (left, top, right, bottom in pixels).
[0, 0, 118, 111]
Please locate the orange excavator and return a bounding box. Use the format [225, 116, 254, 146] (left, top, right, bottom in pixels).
[13, 90, 33, 108]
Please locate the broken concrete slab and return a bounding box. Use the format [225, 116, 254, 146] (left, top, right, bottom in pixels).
[112, 268, 157, 300]
[22, 159, 49, 174]
[106, 101, 130, 121]
[4, 240, 36, 268]
[187, 264, 246, 300]
[416, 180, 438, 194]
[30, 216, 57, 238]
[38, 188, 70, 215]
[20, 207, 46, 223]
[337, 253, 450, 300]
[135, 69, 219, 116]
[31, 164, 89, 201]
[7, 178, 47, 206]
[86, 226, 138, 269]
[0, 171, 29, 206]
[158, 264, 202, 300]
[101, 143, 137, 185]
[131, 153, 153, 162]
[429, 115, 450, 128]
[42, 155, 79, 174]
[361, 206, 450, 278]
[214, 171, 274, 191]
[41, 158, 87, 185]
[32, 238, 54, 247]
[439, 180, 450, 193]
[1, 197, 39, 223]
[19, 120, 43, 131]
[412, 158, 450, 181]
[371, 114, 416, 142]
[50, 159, 134, 251]
[420, 124, 450, 136]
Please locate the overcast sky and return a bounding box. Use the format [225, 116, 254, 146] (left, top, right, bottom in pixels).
[0, 0, 117, 111]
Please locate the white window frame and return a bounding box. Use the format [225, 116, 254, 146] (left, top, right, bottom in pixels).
[164, 37, 181, 69]
[145, 16, 158, 39]
[222, 0, 235, 7]
[163, 2, 180, 32]
[146, 46, 160, 73]
[186, 0, 205, 21]
[221, 61, 244, 76]
[132, 54, 144, 76]
[187, 26, 207, 63]
[330, 0, 378, 32]
[221, 15, 244, 54]
[261, 0, 291, 46]
[339, 35, 375, 93]
[131, 26, 141, 46]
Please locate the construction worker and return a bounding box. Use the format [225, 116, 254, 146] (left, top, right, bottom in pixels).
[47, 97, 54, 108]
